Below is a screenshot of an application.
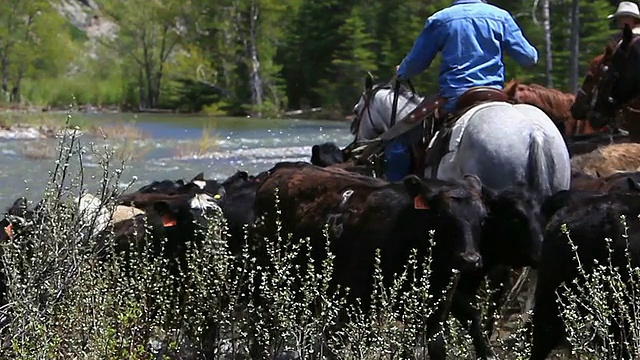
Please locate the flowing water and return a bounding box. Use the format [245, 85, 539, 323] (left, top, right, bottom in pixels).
[0, 113, 353, 205]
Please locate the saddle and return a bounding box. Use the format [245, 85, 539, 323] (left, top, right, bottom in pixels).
[354, 86, 510, 178]
[412, 86, 510, 178]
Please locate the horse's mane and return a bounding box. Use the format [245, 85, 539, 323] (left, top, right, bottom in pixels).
[505, 80, 575, 122]
[371, 81, 422, 103]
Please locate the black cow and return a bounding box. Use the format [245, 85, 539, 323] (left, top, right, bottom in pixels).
[212, 171, 262, 254]
[570, 170, 640, 194]
[310, 142, 347, 167]
[94, 192, 220, 275]
[530, 190, 640, 359]
[253, 161, 488, 360]
[0, 197, 38, 307]
[427, 181, 547, 358]
[310, 142, 375, 176]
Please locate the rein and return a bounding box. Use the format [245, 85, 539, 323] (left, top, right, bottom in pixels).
[349, 78, 420, 176]
[589, 35, 640, 119]
[389, 79, 417, 128]
[353, 78, 419, 141]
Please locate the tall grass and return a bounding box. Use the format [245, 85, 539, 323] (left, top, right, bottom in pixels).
[21, 76, 125, 108]
[1, 108, 640, 359]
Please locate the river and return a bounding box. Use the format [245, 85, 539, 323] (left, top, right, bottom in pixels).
[0, 113, 353, 205]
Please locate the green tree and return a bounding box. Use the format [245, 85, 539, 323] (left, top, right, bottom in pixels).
[99, 0, 185, 109]
[320, 5, 377, 112]
[0, 0, 73, 103]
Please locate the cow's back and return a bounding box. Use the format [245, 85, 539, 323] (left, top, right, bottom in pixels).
[255, 162, 392, 229]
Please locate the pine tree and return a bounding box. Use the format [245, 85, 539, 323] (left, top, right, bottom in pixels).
[321, 5, 377, 112]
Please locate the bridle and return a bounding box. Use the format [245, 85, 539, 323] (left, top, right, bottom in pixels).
[351, 79, 420, 141]
[586, 35, 640, 127]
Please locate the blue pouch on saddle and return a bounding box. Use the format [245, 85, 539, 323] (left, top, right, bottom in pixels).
[383, 140, 412, 182]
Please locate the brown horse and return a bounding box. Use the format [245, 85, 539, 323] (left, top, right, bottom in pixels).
[503, 79, 601, 137]
[571, 25, 640, 142]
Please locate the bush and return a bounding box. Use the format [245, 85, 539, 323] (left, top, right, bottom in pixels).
[557, 220, 640, 359]
[4, 109, 640, 360]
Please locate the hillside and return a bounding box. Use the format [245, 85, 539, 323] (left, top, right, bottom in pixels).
[54, 0, 117, 42]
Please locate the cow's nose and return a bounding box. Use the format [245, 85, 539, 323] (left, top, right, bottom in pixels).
[459, 252, 482, 270]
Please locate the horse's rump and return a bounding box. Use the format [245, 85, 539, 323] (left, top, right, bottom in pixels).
[426, 102, 570, 194]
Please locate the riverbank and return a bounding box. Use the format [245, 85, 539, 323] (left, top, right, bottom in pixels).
[0, 112, 147, 141]
[0, 102, 353, 122]
[0, 104, 352, 141]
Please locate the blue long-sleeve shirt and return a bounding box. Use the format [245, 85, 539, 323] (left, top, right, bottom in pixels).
[397, 0, 539, 101]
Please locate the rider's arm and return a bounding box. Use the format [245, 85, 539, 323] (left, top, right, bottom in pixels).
[397, 18, 442, 80]
[502, 14, 539, 68]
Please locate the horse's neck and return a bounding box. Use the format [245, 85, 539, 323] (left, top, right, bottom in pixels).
[356, 89, 423, 141]
[376, 89, 422, 125]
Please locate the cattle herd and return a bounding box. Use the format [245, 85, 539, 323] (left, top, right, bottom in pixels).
[1, 140, 640, 359]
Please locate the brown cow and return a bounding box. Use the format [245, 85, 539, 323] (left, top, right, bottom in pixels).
[253, 161, 492, 359]
[570, 143, 640, 177]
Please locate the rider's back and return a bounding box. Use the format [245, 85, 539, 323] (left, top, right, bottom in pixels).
[432, 2, 537, 99]
[397, 1, 538, 105]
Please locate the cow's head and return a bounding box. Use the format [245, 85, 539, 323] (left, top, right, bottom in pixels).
[0, 197, 36, 243]
[403, 174, 488, 272]
[481, 182, 544, 267]
[311, 142, 347, 167]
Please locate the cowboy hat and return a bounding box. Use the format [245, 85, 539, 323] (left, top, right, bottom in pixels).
[608, 1, 640, 19]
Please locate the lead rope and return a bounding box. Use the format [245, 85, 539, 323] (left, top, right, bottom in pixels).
[389, 79, 402, 127]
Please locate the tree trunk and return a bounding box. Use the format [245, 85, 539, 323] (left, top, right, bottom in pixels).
[138, 68, 145, 110]
[0, 54, 8, 102]
[14, 63, 25, 104]
[568, 0, 580, 93]
[248, 0, 263, 116]
[542, 0, 553, 88]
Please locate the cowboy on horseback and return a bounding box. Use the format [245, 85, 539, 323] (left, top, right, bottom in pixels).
[396, 0, 539, 115]
[609, 2, 640, 32]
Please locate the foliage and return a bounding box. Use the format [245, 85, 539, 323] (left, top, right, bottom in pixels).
[2, 112, 640, 358]
[0, 0, 622, 116]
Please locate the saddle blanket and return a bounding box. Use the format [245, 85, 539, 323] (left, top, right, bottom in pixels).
[423, 101, 514, 180]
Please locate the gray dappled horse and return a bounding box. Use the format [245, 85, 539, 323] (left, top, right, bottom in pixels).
[352, 76, 571, 196]
[351, 74, 572, 345]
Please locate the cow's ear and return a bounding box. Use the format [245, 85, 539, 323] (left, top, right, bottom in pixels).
[191, 172, 205, 182]
[183, 182, 201, 193]
[238, 171, 249, 181]
[462, 174, 483, 194]
[403, 175, 423, 197]
[627, 177, 640, 192]
[9, 197, 28, 216]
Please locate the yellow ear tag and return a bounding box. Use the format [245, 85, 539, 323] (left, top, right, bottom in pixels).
[214, 194, 222, 200]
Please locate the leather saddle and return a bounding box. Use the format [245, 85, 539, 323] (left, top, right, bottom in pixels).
[411, 86, 510, 178]
[403, 86, 510, 126]
[454, 86, 509, 114]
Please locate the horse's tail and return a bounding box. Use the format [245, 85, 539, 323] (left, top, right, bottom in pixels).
[527, 130, 553, 198]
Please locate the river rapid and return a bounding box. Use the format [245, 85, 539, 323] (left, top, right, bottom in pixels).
[0, 113, 353, 205]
